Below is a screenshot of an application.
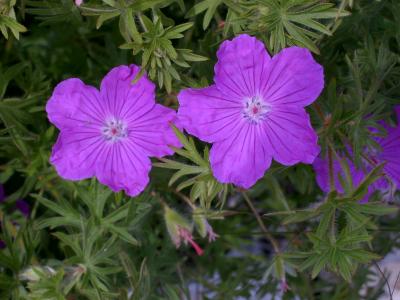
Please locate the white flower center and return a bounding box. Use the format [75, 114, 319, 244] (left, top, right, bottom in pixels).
[242, 96, 270, 123]
[101, 118, 128, 142]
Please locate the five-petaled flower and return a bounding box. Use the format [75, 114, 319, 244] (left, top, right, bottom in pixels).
[46, 65, 180, 196]
[177, 34, 324, 188]
[313, 106, 400, 201]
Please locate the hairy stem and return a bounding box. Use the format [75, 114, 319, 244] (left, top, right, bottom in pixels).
[328, 146, 335, 192]
[241, 191, 280, 254]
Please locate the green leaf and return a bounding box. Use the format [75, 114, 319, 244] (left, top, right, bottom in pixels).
[164, 22, 193, 39]
[316, 204, 335, 237]
[106, 224, 140, 246]
[349, 163, 385, 201]
[337, 253, 352, 282]
[103, 202, 131, 224]
[311, 253, 329, 278]
[203, 0, 221, 30]
[0, 16, 27, 40]
[343, 249, 380, 263]
[282, 209, 320, 224]
[179, 50, 208, 62]
[96, 11, 120, 29]
[247, 0, 350, 53]
[357, 203, 398, 216]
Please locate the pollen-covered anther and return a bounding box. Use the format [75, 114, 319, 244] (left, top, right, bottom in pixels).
[242, 96, 270, 124]
[102, 118, 128, 142]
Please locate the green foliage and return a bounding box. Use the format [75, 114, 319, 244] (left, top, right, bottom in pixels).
[186, 0, 245, 33]
[78, 0, 207, 92]
[283, 164, 398, 282]
[0, 0, 27, 39]
[25, 184, 142, 296]
[0, 0, 400, 299]
[154, 125, 228, 209]
[120, 17, 207, 92]
[25, 0, 82, 25]
[246, 0, 350, 54]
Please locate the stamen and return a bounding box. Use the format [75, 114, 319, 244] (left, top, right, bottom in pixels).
[178, 227, 204, 256]
[205, 221, 219, 243]
[242, 96, 270, 124]
[102, 118, 128, 142]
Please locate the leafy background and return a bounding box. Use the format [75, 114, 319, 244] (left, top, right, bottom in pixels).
[0, 0, 400, 299]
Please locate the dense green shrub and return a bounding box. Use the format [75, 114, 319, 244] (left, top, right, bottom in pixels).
[0, 0, 399, 299]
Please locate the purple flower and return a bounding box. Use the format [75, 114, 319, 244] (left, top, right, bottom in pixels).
[0, 185, 30, 217]
[313, 106, 400, 201]
[16, 200, 30, 217]
[177, 34, 323, 188]
[0, 186, 30, 249]
[0, 185, 4, 202]
[46, 65, 180, 196]
[313, 151, 372, 199]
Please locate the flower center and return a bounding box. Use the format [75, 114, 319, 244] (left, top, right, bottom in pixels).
[101, 118, 128, 142]
[242, 96, 270, 124]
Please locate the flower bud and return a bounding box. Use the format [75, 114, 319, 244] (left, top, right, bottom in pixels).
[164, 205, 203, 255]
[193, 207, 219, 243]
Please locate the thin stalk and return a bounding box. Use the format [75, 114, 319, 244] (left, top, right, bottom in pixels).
[374, 261, 393, 300]
[241, 191, 280, 254]
[173, 190, 196, 210]
[312, 102, 325, 122]
[328, 145, 335, 192]
[137, 12, 148, 32]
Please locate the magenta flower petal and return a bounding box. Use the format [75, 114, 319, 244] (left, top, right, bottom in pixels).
[313, 105, 400, 201]
[264, 106, 320, 165]
[312, 156, 331, 193]
[178, 34, 323, 188]
[99, 65, 154, 118]
[129, 104, 181, 157]
[16, 200, 30, 217]
[313, 154, 366, 194]
[47, 64, 179, 196]
[262, 47, 324, 107]
[214, 34, 272, 99]
[100, 65, 179, 157]
[50, 131, 99, 180]
[313, 151, 388, 202]
[178, 85, 243, 143]
[95, 143, 152, 196]
[46, 79, 102, 130]
[0, 185, 4, 202]
[396, 106, 400, 122]
[378, 124, 400, 187]
[210, 123, 272, 189]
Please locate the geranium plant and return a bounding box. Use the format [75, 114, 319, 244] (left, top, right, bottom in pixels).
[0, 0, 399, 299]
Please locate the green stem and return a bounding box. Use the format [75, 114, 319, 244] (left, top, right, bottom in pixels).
[241, 191, 280, 254]
[137, 12, 148, 32]
[328, 145, 335, 192]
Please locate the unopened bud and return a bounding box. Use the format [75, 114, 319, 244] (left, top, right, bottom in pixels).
[164, 205, 204, 255]
[193, 208, 219, 243]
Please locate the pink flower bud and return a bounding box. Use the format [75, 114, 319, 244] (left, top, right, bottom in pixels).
[164, 205, 204, 256]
